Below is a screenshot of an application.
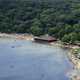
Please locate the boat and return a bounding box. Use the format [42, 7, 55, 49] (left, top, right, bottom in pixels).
[34, 35, 57, 43]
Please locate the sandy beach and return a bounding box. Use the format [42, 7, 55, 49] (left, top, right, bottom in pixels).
[0, 33, 34, 40]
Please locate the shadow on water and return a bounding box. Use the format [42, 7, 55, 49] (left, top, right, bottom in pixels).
[10, 65, 15, 69]
[32, 41, 53, 46]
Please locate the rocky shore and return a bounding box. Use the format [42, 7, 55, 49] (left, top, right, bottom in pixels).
[68, 47, 80, 80]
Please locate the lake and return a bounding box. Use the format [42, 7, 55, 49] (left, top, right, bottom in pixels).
[0, 38, 73, 80]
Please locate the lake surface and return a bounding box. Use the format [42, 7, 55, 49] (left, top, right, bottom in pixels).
[0, 38, 73, 80]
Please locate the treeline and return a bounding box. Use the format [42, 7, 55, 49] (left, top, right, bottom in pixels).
[0, 0, 80, 43]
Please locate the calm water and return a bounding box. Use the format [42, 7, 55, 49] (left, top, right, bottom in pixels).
[0, 38, 73, 80]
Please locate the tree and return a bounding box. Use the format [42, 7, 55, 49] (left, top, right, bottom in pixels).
[69, 32, 78, 44]
[48, 27, 59, 37]
[30, 26, 43, 36]
[61, 34, 71, 43]
[61, 32, 78, 44]
[64, 24, 73, 34]
[73, 24, 80, 33]
[78, 32, 80, 41]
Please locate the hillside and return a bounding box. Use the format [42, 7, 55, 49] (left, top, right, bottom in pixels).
[0, 0, 80, 43]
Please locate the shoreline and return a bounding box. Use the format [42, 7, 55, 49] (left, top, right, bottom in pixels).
[53, 43, 80, 80]
[68, 48, 80, 80]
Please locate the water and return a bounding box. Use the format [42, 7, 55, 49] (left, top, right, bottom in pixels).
[0, 38, 73, 80]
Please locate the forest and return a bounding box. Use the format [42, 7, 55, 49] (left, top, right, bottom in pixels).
[0, 0, 80, 43]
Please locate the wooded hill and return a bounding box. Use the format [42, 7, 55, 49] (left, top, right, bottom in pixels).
[0, 0, 80, 43]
